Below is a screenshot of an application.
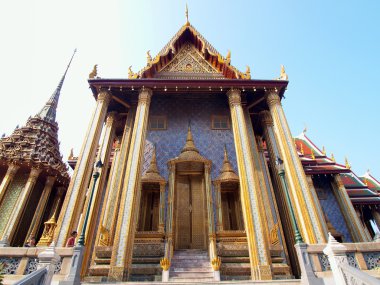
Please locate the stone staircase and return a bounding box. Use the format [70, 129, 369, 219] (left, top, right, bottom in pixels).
[169, 249, 214, 282]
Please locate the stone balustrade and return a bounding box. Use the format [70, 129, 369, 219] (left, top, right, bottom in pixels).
[0, 247, 74, 283]
[304, 242, 380, 278]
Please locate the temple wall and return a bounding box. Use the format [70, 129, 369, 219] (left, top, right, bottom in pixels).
[313, 176, 352, 242]
[145, 95, 237, 180]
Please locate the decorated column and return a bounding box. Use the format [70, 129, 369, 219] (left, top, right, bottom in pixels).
[227, 88, 272, 280]
[55, 90, 111, 246]
[109, 88, 152, 281]
[79, 111, 117, 275]
[333, 175, 371, 242]
[213, 182, 223, 232]
[159, 182, 166, 233]
[0, 163, 19, 204]
[25, 175, 56, 242]
[204, 162, 216, 260]
[164, 162, 175, 260]
[1, 167, 41, 243]
[77, 112, 117, 243]
[266, 91, 326, 244]
[256, 135, 287, 249]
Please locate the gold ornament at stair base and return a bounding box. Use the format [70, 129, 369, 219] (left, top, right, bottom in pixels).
[211, 256, 222, 271]
[160, 257, 170, 271]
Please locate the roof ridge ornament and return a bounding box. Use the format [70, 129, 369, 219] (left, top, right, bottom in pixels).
[345, 157, 351, 169]
[277, 64, 288, 80]
[89, 64, 97, 79]
[185, 4, 190, 26]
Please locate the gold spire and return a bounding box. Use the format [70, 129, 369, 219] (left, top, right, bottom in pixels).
[345, 157, 351, 169]
[300, 143, 304, 155]
[331, 153, 335, 162]
[322, 146, 326, 156]
[244, 65, 251, 79]
[185, 4, 190, 26]
[181, 125, 199, 153]
[216, 146, 239, 182]
[311, 150, 315, 160]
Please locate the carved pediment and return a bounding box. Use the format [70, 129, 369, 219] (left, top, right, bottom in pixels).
[156, 42, 224, 79]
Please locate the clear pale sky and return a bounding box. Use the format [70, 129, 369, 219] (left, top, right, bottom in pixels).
[0, 0, 379, 178]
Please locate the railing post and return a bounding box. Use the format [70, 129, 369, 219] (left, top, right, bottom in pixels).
[323, 233, 348, 285]
[37, 242, 60, 285]
[294, 243, 323, 285]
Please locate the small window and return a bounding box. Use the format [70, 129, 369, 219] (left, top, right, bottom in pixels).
[212, 115, 230, 130]
[150, 116, 167, 130]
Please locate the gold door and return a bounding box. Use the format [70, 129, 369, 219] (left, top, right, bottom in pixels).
[175, 174, 206, 250]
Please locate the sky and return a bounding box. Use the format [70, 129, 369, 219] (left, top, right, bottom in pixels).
[0, 0, 379, 178]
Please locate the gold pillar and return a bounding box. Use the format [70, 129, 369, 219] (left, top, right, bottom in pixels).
[1, 167, 41, 242]
[78, 112, 117, 243]
[205, 163, 216, 260]
[165, 162, 175, 259]
[260, 110, 300, 276]
[158, 182, 166, 233]
[25, 176, 56, 242]
[266, 91, 326, 244]
[79, 111, 117, 275]
[37, 187, 65, 246]
[0, 163, 20, 205]
[55, 90, 111, 246]
[109, 88, 152, 281]
[256, 135, 289, 252]
[227, 89, 272, 280]
[214, 182, 223, 232]
[332, 175, 371, 242]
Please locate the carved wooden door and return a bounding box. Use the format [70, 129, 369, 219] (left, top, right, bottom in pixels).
[175, 175, 191, 249]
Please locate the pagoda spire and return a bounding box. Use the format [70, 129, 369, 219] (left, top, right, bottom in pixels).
[181, 123, 199, 154]
[37, 49, 76, 123]
[185, 4, 190, 26]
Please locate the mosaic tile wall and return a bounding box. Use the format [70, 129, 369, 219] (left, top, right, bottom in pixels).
[143, 95, 237, 181]
[314, 176, 353, 242]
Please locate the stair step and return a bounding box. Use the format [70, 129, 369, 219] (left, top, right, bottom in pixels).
[169, 277, 215, 282]
[171, 267, 213, 272]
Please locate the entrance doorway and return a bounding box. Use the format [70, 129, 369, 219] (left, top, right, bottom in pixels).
[175, 174, 206, 250]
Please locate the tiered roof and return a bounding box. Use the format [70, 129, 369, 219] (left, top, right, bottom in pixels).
[0, 51, 76, 185]
[293, 132, 380, 205]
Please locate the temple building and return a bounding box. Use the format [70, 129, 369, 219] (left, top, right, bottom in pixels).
[0, 11, 379, 284]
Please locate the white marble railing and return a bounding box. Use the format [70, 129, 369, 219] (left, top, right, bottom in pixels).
[340, 263, 379, 285]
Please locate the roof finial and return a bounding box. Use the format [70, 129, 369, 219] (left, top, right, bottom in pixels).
[185, 4, 190, 26]
[37, 49, 76, 123]
[89, 64, 97, 79]
[278, 65, 288, 80]
[322, 146, 326, 156]
[345, 157, 351, 169]
[311, 150, 315, 160]
[331, 153, 335, 162]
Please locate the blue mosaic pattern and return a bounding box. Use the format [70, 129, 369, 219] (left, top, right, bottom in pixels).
[315, 177, 353, 242]
[145, 95, 237, 180]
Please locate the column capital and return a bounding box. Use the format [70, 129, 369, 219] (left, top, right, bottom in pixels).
[138, 88, 153, 105]
[226, 88, 241, 107]
[259, 110, 273, 126]
[97, 90, 112, 104]
[106, 111, 118, 127]
[45, 176, 56, 187]
[266, 91, 281, 108]
[6, 163, 20, 177]
[29, 167, 42, 182]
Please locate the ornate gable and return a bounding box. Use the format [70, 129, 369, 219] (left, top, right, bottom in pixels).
[156, 42, 223, 79]
[128, 23, 251, 80]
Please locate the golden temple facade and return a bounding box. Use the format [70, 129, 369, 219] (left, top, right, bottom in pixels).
[0, 13, 379, 284]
